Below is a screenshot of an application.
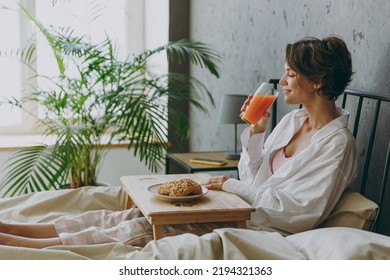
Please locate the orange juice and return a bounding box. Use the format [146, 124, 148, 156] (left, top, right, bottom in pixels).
[242, 94, 277, 125]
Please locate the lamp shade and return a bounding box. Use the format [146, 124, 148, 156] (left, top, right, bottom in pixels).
[218, 94, 248, 124]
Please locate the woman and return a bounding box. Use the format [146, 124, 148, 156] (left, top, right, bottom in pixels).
[0, 35, 357, 248]
[206, 35, 357, 235]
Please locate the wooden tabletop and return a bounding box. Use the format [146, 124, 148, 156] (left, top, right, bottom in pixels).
[120, 173, 253, 226]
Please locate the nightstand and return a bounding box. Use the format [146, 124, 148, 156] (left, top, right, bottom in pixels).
[165, 151, 239, 175]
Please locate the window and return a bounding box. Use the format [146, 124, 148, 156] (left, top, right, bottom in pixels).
[0, 0, 168, 135]
[0, 0, 23, 130]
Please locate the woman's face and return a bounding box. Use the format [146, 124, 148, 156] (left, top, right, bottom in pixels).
[279, 63, 316, 105]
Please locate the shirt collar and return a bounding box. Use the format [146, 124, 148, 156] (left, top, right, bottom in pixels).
[314, 107, 350, 141]
[292, 107, 350, 142]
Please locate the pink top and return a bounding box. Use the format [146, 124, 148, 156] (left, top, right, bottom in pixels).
[271, 148, 294, 174]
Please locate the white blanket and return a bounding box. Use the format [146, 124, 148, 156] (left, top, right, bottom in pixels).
[0, 187, 389, 260]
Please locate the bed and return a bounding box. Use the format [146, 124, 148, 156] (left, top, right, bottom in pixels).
[0, 186, 389, 260]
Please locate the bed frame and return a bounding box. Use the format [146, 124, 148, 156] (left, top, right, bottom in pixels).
[269, 79, 390, 235]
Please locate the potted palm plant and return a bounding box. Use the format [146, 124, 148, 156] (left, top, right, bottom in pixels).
[0, 6, 220, 196]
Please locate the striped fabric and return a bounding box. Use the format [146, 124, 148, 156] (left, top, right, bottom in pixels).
[54, 208, 236, 247]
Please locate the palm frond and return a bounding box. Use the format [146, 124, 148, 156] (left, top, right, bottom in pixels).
[51, 27, 91, 57]
[135, 39, 222, 78]
[86, 0, 108, 22]
[0, 146, 67, 197]
[19, 4, 66, 74]
[0, 43, 37, 69]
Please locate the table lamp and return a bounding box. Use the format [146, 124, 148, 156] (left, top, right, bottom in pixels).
[218, 94, 247, 160]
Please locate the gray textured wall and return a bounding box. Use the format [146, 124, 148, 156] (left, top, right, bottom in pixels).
[187, 0, 390, 235]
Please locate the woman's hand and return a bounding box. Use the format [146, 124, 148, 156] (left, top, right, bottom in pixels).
[204, 175, 230, 191]
[240, 94, 271, 135]
[250, 111, 271, 135]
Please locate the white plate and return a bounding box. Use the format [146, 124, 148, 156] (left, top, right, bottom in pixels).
[148, 183, 208, 202]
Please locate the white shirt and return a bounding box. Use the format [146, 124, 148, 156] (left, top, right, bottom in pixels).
[223, 107, 358, 235]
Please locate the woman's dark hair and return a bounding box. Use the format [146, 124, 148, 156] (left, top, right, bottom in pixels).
[285, 36, 353, 100]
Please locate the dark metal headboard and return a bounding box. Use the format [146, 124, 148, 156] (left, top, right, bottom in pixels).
[341, 88, 390, 233]
[269, 79, 280, 129]
[268, 79, 390, 234]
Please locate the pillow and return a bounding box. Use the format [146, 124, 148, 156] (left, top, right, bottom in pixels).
[318, 190, 378, 230]
[287, 227, 390, 259]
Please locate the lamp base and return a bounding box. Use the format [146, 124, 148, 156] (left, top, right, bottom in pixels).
[224, 151, 241, 160]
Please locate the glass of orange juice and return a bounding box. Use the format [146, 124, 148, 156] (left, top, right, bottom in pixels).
[241, 82, 279, 125]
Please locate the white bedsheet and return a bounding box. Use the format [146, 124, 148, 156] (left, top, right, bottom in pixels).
[0, 187, 389, 260]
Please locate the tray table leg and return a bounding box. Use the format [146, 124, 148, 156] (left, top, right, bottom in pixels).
[237, 220, 247, 229]
[125, 194, 134, 209]
[153, 225, 163, 240]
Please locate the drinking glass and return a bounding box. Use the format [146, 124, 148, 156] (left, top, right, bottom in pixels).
[241, 82, 279, 125]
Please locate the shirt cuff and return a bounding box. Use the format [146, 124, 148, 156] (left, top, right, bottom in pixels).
[241, 127, 265, 160]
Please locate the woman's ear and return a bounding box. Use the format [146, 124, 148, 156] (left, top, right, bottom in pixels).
[313, 79, 323, 90]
